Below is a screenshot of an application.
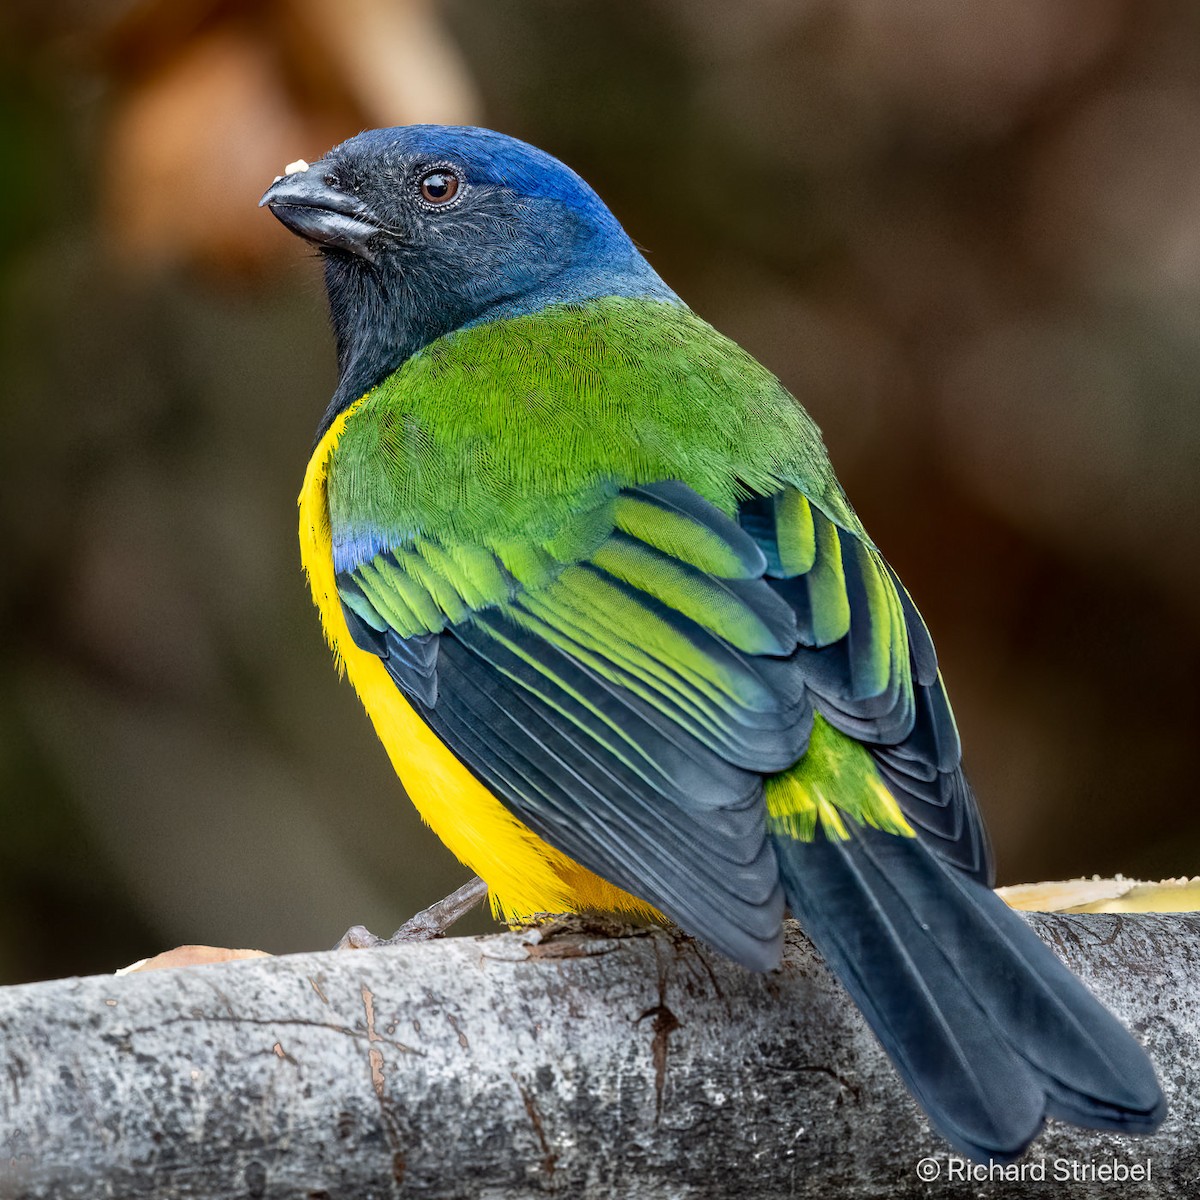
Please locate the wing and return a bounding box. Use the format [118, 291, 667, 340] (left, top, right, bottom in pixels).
[337, 479, 989, 970]
[338, 482, 805, 970]
[739, 489, 992, 882]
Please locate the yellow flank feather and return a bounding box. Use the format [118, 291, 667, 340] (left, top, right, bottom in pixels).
[299, 399, 659, 922]
[765, 714, 915, 843]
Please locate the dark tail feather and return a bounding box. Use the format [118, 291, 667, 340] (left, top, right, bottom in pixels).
[773, 823, 1166, 1161]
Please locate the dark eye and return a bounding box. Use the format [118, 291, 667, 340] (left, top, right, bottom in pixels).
[419, 169, 460, 205]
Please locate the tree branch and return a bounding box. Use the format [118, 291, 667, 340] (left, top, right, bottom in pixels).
[1, 913, 1195, 1198]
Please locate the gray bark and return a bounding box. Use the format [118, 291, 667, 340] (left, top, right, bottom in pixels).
[0, 914, 1196, 1199]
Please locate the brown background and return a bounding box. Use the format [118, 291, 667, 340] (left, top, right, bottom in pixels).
[1, 0, 1197, 984]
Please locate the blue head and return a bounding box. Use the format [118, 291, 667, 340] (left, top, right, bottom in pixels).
[261, 125, 677, 432]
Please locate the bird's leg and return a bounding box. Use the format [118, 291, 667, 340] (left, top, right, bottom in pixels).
[334, 876, 489, 950]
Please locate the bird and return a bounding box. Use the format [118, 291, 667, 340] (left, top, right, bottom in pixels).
[261, 125, 1166, 1161]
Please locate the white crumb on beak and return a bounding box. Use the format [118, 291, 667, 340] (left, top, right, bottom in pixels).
[284, 159, 310, 176]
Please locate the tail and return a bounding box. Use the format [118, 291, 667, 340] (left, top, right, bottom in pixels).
[773, 821, 1167, 1161]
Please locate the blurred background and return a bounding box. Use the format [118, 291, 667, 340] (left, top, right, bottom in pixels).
[1, 0, 1198, 985]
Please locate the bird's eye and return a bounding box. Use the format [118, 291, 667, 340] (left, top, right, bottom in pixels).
[419, 169, 460, 205]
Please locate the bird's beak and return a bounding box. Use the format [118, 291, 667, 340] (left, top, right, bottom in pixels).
[260, 165, 383, 261]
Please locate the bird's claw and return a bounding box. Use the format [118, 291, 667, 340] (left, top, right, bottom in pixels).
[334, 924, 385, 951]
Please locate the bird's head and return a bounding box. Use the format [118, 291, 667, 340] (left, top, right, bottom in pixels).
[261, 125, 675, 430]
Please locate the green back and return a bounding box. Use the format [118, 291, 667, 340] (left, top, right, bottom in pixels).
[327, 297, 861, 569]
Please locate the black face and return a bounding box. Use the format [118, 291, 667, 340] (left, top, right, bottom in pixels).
[263, 156, 503, 266]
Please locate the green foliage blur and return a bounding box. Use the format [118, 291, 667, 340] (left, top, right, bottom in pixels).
[1, 0, 1198, 984]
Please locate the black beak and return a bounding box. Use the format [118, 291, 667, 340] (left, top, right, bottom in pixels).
[260, 168, 383, 261]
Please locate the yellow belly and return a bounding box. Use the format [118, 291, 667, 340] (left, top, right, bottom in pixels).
[299, 401, 657, 922]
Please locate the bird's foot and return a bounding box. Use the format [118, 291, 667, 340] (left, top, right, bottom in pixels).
[334, 875, 489, 950]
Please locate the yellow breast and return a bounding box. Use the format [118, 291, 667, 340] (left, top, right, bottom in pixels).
[298, 399, 655, 922]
